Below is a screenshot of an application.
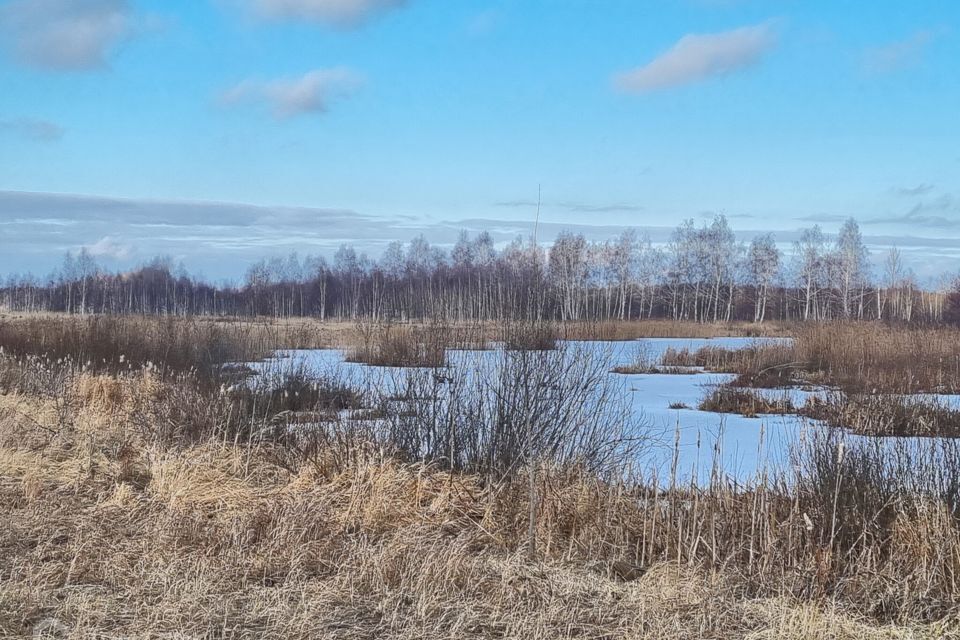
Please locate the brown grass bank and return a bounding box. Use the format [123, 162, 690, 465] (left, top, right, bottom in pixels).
[655, 323, 960, 395]
[560, 319, 789, 341]
[799, 393, 960, 437]
[6, 315, 960, 636]
[2, 365, 960, 637]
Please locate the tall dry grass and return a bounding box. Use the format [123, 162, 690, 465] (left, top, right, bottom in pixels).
[799, 393, 960, 437]
[789, 323, 960, 393]
[0, 315, 316, 385]
[347, 321, 455, 367]
[345, 320, 561, 368]
[656, 323, 960, 394]
[560, 319, 788, 341]
[3, 359, 960, 637]
[5, 316, 960, 636]
[0, 378, 957, 638]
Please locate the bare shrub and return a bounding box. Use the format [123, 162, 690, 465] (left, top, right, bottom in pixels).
[372, 341, 643, 477]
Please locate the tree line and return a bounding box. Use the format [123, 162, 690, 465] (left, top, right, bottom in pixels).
[1, 216, 954, 324]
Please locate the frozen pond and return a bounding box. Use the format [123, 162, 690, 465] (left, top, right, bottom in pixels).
[246, 337, 960, 485]
[248, 336, 818, 483]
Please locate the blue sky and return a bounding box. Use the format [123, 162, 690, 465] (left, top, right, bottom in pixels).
[1, 0, 958, 280]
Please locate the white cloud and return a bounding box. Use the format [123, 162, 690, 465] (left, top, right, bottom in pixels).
[86, 235, 133, 260]
[250, 0, 406, 28]
[221, 68, 363, 119]
[1, 190, 958, 281]
[0, 117, 64, 141]
[863, 29, 940, 74]
[614, 22, 778, 94]
[0, 0, 133, 70]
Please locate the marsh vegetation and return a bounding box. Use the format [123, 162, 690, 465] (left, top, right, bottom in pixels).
[3, 315, 960, 637]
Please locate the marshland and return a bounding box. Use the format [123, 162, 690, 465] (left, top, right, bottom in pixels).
[6, 301, 960, 638]
[4, 2, 960, 637]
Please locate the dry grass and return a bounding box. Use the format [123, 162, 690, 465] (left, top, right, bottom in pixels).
[346, 320, 563, 367]
[698, 386, 796, 417]
[0, 442, 951, 637]
[800, 394, 960, 437]
[347, 322, 452, 367]
[611, 342, 701, 375]
[787, 323, 960, 394]
[2, 367, 960, 638]
[561, 319, 788, 341]
[652, 324, 960, 395]
[6, 316, 960, 636]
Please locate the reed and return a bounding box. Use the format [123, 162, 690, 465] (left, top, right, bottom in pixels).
[4, 371, 960, 637]
[800, 393, 960, 437]
[698, 386, 796, 417]
[560, 319, 787, 341]
[347, 321, 453, 367]
[4, 316, 960, 637]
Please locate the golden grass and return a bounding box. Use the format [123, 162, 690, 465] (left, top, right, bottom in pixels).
[561, 319, 789, 341]
[1, 371, 959, 639]
[347, 322, 452, 367]
[655, 323, 960, 395]
[7, 316, 960, 638]
[698, 386, 796, 417]
[6, 439, 956, 638]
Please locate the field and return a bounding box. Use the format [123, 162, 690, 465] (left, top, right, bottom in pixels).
[3, 315, 960, 638]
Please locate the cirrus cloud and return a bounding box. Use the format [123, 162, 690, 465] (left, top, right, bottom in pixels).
[614, 22, 778, 94]
[220, 68, 364, 119]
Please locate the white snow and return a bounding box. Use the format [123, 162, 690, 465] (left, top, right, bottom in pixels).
[246, 336, 960, 484]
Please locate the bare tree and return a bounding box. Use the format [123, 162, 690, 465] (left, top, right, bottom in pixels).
[880, 247, 903, 321]
[610, 229, 638, 320]
[747, 233, 780, 323]
[75, 248, 98, 316]
[795, 226, 826, 321]
[704, 215, 740, 322]
[834, 218, 870, 319]
[549, 232, 588, 321]
[3, 223, 954, 325]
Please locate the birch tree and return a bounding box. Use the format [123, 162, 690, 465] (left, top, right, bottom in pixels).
[747, 233, 780, 323]
[834, 218, 870, 319]
[795, 226, 826, 321]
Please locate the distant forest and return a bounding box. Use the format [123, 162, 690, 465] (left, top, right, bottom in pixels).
[1, 216, 956, 324]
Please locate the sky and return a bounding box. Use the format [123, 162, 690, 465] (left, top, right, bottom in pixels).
[0, 0, 958, 282]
